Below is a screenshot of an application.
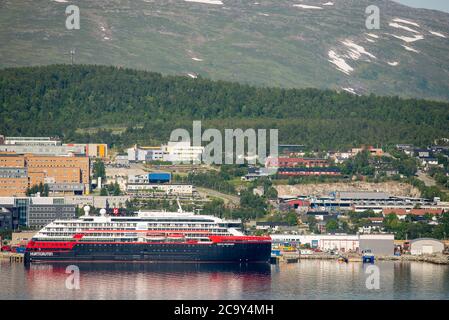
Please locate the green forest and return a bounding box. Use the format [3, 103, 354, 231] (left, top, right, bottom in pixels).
[1, 65, 448, 150]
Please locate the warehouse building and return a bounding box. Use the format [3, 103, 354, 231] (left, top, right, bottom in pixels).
[410, 238, 445, 255]
[359, 234, 394, 255]
[271, 234, 395, 255]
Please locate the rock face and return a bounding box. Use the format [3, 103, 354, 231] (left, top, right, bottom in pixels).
[377, 254, 449, 265]
[276, 181, 421, 198]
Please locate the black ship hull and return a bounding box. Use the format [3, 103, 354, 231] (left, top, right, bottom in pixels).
[25, 242, 272, 263]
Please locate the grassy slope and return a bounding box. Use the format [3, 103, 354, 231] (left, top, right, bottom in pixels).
[1, 0, 449, 100]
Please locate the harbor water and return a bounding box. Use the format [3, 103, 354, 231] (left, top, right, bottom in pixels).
[0, 260, 448, 300]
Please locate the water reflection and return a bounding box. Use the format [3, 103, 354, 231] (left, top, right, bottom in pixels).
[1, 260, 448, 300]
[22, 263, 271, 300]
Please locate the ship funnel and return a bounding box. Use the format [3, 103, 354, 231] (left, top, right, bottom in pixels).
[100, 208, 107, 216]
[83, 205, 90, 216]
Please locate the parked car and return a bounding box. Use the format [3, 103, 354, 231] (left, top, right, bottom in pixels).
[1, 245, 12, 252]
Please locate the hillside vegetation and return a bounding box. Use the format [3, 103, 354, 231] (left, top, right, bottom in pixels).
[0, 65, 448, 149]
[1, 0, 449, 101]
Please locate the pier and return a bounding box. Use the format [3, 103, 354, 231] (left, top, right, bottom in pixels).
[0, 252, 25, 263]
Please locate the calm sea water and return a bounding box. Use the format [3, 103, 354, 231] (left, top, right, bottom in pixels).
[0, 260, 448, 300]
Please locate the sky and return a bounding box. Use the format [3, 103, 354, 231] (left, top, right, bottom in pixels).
[393, 0, 449, 13]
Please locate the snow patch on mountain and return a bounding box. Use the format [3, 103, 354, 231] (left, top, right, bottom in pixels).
[388, 61, 399, 66]
[328, 50, 353, 75]
[389, 22, 420, 34]
[402, 45, 419, 53]
[341, 40, 376, 60]
[393, 18, 420, 28]
[429, 31, 446, 38]
[392, 34, 424, 43]
[342, 87, 359, 95]
[293, 4, 323, 9]
[366, 33, 379, 39]
[184, 0, 223, 5]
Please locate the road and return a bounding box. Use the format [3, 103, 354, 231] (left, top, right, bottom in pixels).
[196, 187, 240, 207]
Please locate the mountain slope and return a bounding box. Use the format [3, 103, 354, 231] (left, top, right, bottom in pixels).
[1, 0, 448, 100]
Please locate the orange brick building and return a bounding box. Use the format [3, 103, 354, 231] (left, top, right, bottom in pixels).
[0, 153, 90, 196]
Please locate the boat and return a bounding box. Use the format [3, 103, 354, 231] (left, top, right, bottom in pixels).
[24, 205, 271, 264]
[362, 249, 375, 263]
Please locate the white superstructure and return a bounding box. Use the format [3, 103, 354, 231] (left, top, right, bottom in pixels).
[32, 206, 243, 243]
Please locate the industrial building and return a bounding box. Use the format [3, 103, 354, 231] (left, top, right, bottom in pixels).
[280, 191, 448, 214]
[410, 238, 445, 255]
[266, 157, 329, 168]
[270, 234, 395, 255]
[277, 167, 342, 176]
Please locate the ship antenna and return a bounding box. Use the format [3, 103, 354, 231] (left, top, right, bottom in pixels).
[177, 198, 183, 213]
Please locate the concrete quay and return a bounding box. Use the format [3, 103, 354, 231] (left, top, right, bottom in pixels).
[298, 253, 449, 265]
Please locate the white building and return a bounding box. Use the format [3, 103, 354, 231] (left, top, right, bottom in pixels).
[162, 141, 204, 163]
[271, 234, 395, 255]
[64, 195, 131, 208]
[271, 234, 359, 252]
[127, 183, 194, 196]
[410, 238, 444, 255]
[4, 136, 61, 146]
[127, 146, 164, 162]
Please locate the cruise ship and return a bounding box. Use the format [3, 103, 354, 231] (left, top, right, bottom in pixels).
[24, 205, 271, 263]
